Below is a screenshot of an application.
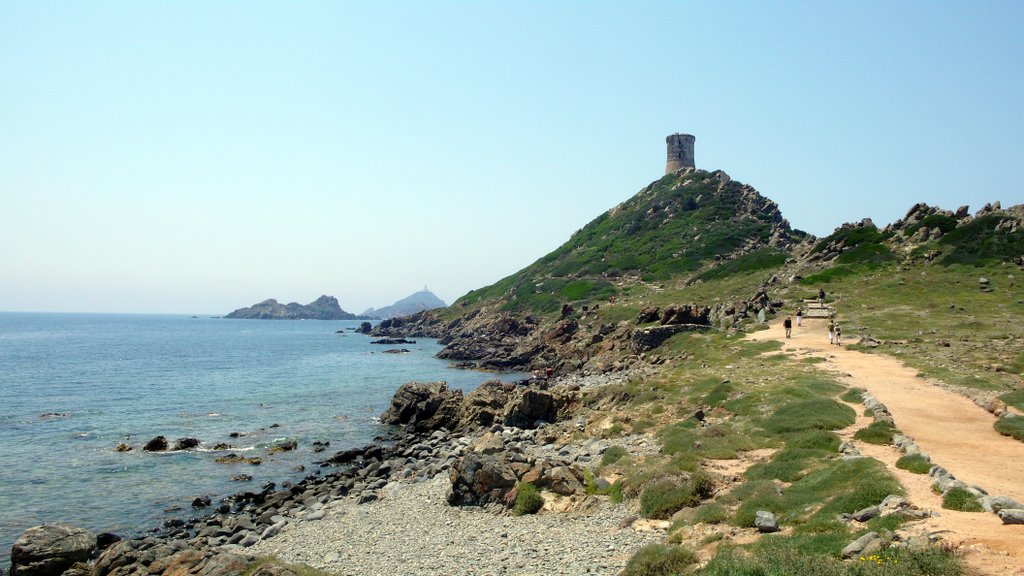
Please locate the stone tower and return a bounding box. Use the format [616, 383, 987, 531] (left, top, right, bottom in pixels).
[665, 133, 695, 174]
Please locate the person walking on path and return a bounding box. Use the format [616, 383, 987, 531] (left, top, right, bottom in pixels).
[834, 324, 842, 346]
[818, 288, 826, 305]
[796, 308, 803, 327]
[783, 316, 793, 338]
[827, 320, 835, 345]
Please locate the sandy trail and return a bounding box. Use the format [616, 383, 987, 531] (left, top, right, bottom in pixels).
[748, 318, 1024, 575]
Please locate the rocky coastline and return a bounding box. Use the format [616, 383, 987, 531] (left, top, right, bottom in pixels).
[7, 371, 659, 576]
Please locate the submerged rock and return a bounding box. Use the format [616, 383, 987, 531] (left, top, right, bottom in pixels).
[143, 436, 169, 452]
[173, 437, 200, 450]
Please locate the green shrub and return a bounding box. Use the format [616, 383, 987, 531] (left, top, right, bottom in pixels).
[942, 487, 983, 512]
[640, 473, 714, 519]
[622, 544, 698, 576]
[853, 421, 896, 445]
[784, 429, 842, 451]
[703, 381, 734, 407]
[745, 447, 832, 483]
[896, 453, 932, 474]
[512, 482, 544, 516]
[994, 416, 1024, 442]
[605, 481, 624, 503]
[841, 388, 866, 403]
[999, 387, 1024, 409]
[765, 399, 856, 433]
[601, 445, 627, 466]
[693, 502, 728, 524]
[906, 214, 958, 237]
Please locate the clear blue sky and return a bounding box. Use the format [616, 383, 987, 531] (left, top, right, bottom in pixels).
[2, 2, 1022, 314]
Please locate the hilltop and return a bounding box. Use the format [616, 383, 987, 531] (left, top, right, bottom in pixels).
[362, 288, 447, 319]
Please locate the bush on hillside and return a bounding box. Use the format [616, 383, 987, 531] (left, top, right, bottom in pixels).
[640, 472, 714, 519]
[994, 416, 1024, 442]
[622, 544, 697, 576]
[765, 399, 856, 433]
[938, 214, 1024, 265]
[853, 421, 896, 445]
[896, 454, 932, 474]
[512, 482, 544, 516]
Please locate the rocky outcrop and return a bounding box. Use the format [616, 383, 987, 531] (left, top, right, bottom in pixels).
[382, 380, 578, 434]
[708, 289, 781, 329]
[93, 540, 249, 576]
[10, 523, 96, 576]
[447, 446, 589, 508]
[436, 313, 544, 371]
[371, 310, 448, 338]
[226, 296, 371, 320]
[379, 382, 465, 433]
[631, 324, 711, 353]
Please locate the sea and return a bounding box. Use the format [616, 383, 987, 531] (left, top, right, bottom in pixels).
[0, 312, 522, 567]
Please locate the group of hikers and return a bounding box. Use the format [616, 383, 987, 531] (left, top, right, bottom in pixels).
[780, 288, 841, 344]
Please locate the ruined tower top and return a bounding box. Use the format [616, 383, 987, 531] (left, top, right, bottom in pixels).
[665, 133, 695, 174]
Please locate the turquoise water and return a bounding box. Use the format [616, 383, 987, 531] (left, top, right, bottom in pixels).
[0, 313, 516, 566]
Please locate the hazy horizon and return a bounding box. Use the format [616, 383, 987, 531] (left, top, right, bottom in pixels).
[3, 2, 1023, 314]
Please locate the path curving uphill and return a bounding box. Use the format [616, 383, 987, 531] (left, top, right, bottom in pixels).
[748, 318, 1024, 576]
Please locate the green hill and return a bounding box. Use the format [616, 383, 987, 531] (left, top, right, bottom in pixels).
[456, 168, 808, 314]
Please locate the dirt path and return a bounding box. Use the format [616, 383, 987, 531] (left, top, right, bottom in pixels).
[748, 318, 1024, 575]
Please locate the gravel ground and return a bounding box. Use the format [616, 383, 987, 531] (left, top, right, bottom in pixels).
[249, 475, 661, 576]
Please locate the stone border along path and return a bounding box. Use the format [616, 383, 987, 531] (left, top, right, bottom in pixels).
[749, 318, 1024, 575]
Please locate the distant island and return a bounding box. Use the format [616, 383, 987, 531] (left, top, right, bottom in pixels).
[225, 295, 374, 320]
[362, 287, 447, 319]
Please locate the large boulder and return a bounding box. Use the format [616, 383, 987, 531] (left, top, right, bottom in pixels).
[447, 452, 517, 507]
[541, 466, 585, 496]
[380, 381, 463, 433]
[998, 509, 1024, 525]
[10, 524, 96, 576]
[460, 381, 517, 428]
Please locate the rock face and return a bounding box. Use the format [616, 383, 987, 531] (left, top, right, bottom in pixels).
[226, 295, 371, 320]
[10, 523, 96, 576]
[362, 289, 447, 320]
